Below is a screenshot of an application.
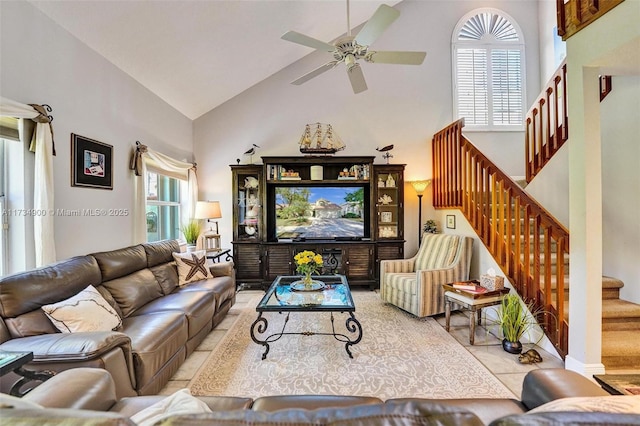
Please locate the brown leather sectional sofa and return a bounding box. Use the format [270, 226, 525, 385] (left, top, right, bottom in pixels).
[0, 240, 235, 397]
[2, 367, 634, 425]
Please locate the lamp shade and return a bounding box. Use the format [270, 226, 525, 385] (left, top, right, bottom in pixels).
[410, 180, 432, 195]
[194, 201, 222, 219]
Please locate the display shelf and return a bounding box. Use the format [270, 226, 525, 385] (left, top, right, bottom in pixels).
[231, 157, 404, 289]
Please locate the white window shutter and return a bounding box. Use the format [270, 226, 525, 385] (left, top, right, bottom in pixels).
[456, 48, 488, 126]
[453, 9, 525, 130]
[491, 49, 523, 125]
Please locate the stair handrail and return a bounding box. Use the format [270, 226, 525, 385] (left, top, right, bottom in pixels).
[433, 118, 570, 357]
[525, 59, 568, 183]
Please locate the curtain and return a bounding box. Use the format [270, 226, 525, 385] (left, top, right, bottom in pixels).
[0, 97, 56, 267]
[130, 142, 198, 244]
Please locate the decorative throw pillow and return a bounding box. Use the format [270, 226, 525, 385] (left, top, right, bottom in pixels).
[172, 250, 211, 285]
[41, 285, 122, 333]
[129, 388, 212, 426]
[528, 395, 640, 414]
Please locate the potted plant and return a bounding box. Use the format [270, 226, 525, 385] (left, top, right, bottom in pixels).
[180, 220, 201, 251]
[495, 293, 546, 354]
[423, 220, 438, 234]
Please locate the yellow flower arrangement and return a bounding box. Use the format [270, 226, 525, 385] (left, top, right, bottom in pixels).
[293, 250, 323, 278]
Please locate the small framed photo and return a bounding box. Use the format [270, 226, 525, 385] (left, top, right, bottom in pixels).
[446, 215, 456, 229]
[71, 134, 113, 190]
[381, 211, 393, 223]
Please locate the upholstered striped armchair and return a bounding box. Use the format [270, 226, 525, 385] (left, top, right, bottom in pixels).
[380, 233, 473, 317]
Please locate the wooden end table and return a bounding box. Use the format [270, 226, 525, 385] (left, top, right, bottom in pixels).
[443, 282, 510, 345]
[206, 248, 232, 263]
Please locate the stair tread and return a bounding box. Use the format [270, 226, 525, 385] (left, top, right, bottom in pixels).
[602, 330, 640, 355]
[602, 299, 640, 319]
[602, 276, 624, 289]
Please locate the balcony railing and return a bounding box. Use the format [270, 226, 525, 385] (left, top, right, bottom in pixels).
[525, 60, 568, 183]
[557, 0, 625, 40]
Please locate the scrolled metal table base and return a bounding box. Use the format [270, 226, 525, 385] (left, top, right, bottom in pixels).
[250, 311, 362, 360]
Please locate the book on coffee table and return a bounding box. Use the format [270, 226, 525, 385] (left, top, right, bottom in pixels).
[444, 282, 509, 299]
[453, 282, 484, 292]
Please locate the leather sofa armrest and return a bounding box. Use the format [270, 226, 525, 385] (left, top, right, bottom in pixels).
[209, 260, 234, 277]
[112, 395, 253, 417]
[23, 368, 118, 411]
[521, 369, 609, 410]
[0, 331, 131, 362]
[251, 395, 383, 411]
[0, 408, 133, 424]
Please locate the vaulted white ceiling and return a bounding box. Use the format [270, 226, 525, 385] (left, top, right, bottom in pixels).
[30, 0, 399, 120]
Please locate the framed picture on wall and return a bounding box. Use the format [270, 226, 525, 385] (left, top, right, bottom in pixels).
[71, 134, 113, 190]
[446, 215, 456, 229]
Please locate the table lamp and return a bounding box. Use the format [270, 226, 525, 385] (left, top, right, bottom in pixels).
[194, 201, 222, 235]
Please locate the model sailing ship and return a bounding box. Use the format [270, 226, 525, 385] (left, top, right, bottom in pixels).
[299, 123, 346, 155]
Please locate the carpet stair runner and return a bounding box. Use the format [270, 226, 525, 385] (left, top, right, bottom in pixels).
[512, 197, 640, 371]
[601, 277, 640, 370]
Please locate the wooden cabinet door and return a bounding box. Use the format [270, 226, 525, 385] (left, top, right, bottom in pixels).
[233, 243, 262, 280]
[264, 244, 292, 280]
[344, 244, 374, 280]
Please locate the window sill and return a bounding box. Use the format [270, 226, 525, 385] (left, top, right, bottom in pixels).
[462, 127, 524, 133]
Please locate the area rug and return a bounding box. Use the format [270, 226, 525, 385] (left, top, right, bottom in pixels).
[189, 291, 515, 399]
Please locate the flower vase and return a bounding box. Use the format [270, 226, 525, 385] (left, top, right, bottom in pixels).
[302, 273, 314, 289]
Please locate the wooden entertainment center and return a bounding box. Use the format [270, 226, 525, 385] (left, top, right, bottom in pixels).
[231, 156, 405, 289]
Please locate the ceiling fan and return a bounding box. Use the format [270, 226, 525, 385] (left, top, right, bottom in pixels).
[281, 1, 426, 94]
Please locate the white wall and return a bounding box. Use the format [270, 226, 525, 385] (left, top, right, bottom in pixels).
[538, 0, 566, 85]
[601, 75, 640, 303]
[194, 0, 541, 256]
[525, 145, 570, 227]
[0, 1, 193, 262]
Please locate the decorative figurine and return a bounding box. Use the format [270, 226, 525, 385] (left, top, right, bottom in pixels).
[378, 194, 393, 205]
[518, 349, 543, 364]
[244, 176, 259, 189]
[378, 177, 385, 187]
[386, 174, 395, 187]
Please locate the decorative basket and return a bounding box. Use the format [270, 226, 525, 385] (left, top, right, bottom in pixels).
[480, 274, 504, 291]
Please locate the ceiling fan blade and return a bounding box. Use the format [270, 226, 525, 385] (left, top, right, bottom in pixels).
[354, 4, 400, 47]
[347, 64, 368, 94]
[291, 61, 338, 85]
[367, 50, 427, 65]
[281, 31, 335, 52]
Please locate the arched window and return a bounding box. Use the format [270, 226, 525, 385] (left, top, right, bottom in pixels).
[452, 9, 525, 130]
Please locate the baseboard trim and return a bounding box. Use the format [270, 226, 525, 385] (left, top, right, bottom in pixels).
[565, 355, 606, 377]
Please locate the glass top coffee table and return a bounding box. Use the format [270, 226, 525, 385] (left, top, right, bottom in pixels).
[250, 275, 362, 360]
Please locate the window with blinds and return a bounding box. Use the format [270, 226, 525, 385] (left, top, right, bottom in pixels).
[453, 9, 525, 130]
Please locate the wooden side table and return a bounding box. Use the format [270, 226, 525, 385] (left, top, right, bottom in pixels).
[443, 282, 510, 345]
[206, 248, 232, 263]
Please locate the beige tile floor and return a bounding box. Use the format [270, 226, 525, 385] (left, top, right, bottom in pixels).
[160, 289, 564, 398]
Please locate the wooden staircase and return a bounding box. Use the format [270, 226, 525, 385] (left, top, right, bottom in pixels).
[433, 118, 569, 357]
[432, 119, 640, 368]
[601, 277, 640, 370]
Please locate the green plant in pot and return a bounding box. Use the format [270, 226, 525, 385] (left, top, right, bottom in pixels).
[180, 220, 201, 249]
[423, 219, 438, 234]
[495, 293, 544, 354]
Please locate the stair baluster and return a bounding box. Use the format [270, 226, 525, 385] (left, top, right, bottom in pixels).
[433, 119, 570, 358]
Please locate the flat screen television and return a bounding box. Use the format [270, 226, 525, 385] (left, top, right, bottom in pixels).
[267, 184, 371, 241]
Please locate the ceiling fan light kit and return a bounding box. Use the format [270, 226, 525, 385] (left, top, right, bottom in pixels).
[282, 1, 427, 94]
